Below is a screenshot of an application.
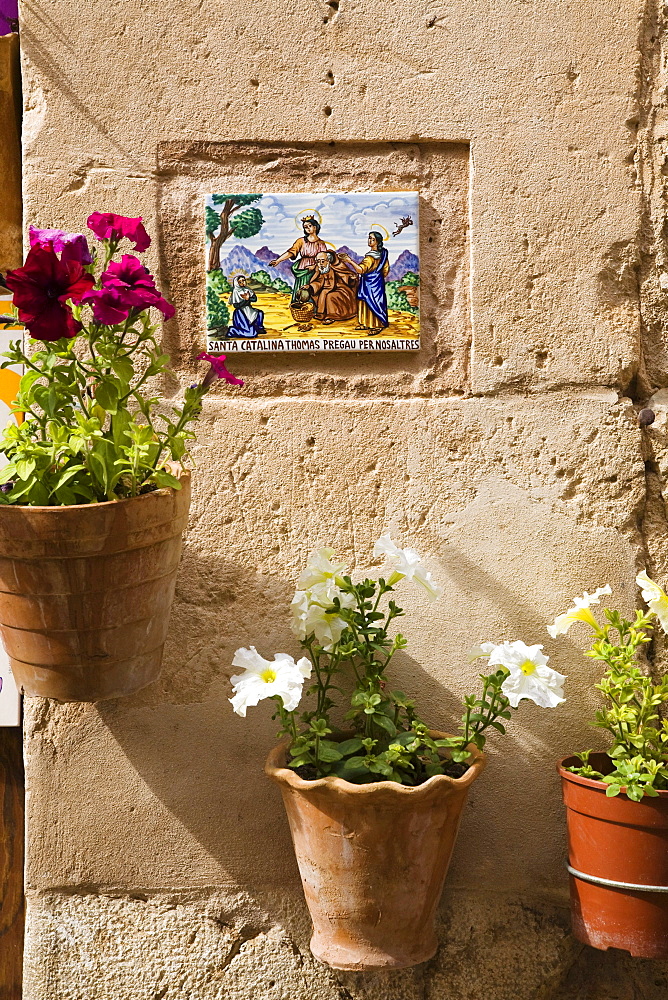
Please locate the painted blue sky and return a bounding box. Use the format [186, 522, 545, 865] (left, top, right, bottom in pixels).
[205, 191, 420, 260]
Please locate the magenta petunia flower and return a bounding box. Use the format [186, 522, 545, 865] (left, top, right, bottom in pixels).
[0, 0, 18, 32]
[82, 254, 175, 324]
[196, 351, 244, 388]
[86, 212, 151, 253]
[103, 255, 156, 294]
[82, 287, 132, 325]
[5, 244, 95, 341]
[104, 254, 174, 317]
[29, 226, 93, 265]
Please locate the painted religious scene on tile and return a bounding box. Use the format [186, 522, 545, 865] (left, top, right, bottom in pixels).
[205, 192, 420, 353]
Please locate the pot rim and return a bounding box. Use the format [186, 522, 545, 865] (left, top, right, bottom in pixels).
[266, 730, 487, 797]
[557, 754, 668, 798]
[0, 465, 190, 513]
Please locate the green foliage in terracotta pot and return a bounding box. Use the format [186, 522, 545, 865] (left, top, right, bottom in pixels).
[229, 537, 565, 785]
[553, 574, 668, 800]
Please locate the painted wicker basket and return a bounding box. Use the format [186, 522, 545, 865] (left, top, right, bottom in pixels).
[289, 302, 315, 323]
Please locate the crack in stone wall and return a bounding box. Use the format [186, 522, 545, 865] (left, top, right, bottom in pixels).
[621, 0, 668, 677]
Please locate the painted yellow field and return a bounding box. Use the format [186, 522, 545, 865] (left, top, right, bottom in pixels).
[255, 290, 419, 341]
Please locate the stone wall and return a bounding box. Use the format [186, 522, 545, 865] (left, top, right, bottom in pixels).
[17, 0, 668, 996]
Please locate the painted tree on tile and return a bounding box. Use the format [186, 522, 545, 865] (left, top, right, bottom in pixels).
[206, 194, 263, 271]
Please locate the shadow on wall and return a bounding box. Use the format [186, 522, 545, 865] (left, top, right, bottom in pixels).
[87, 545, 668, 995]
[93, 540, 599, 902]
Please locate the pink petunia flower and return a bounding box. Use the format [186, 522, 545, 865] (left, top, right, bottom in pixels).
[102, 254, 174, 318]
[29, 226, 93, 265]
[86, 212, 151, 252]
[196, 351, 244, 388]
[82, 287, 132, 325]
[82, 254, 175, 324]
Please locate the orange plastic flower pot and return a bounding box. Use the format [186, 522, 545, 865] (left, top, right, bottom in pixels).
[559, 753, 668, 958]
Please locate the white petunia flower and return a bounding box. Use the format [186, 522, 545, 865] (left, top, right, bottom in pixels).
[636, 571, 668, 634]
[485, 640, 566, 709]
[229, 646, 312, 717]
[290, 579, 356, 650]
[546, 585, 612, 638]
[297, 547, 348, 589]
[373, 534, 443, 601]
[468, 642, 499, 662]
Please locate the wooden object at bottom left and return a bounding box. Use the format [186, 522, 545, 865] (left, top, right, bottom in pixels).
[0, 726, 23, 999]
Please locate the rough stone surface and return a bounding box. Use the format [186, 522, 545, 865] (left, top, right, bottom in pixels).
[17, 0, 668, 995]
[22, 889, 668, 1000]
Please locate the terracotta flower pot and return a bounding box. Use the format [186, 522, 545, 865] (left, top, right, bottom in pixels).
[559, 753, 668, 958]
[0, 470, 191, 702]
[266, 733, 486, 971]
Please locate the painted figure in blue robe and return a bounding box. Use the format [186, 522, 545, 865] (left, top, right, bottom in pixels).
[228, 275, 266, 337]
[340, 232, 390, 333]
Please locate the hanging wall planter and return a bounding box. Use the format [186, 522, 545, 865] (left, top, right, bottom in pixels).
[0, 209, 244, 702]
[267, 734, 486, 971]
[0, 470, 190, 702]
[559, 754, 668, 959]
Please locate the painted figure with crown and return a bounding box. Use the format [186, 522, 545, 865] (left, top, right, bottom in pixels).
[269, 214, 328, 303]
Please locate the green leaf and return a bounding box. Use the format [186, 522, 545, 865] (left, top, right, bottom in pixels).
[95, 382, 119, 415]
[330, 759, 376, 783]
[337, 738, 364, 756]
[19, 369, 42, 395]
[288, 755, 313, 769]
[316, 744, 343, 763]
[15, 458, 36, 481]
[8, 475, 38, 500]
[372, 712, 397, 736]
[109, 357, 134, 387]
[152, 469, 182, 490]
[53, 484, 78, 505]
[0, 463, 17, 485]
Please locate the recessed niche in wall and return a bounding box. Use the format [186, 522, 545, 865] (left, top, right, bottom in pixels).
[157, 141, 469, 393]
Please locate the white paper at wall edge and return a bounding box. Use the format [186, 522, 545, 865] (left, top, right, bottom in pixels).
[0, 294, 22, 725]
[0, 643, 21, 726]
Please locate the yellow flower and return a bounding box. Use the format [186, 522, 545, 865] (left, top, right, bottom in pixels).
[636, 571, 668, 633]
[547, 586, 611, 639]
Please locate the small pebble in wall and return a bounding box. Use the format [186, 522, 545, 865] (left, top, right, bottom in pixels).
[204, 191, 420, 354]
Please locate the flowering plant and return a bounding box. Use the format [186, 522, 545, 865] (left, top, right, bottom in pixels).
[0, 214, 242, 505]
[553, 574, 668, 801]
[230, 537, 565, 785]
